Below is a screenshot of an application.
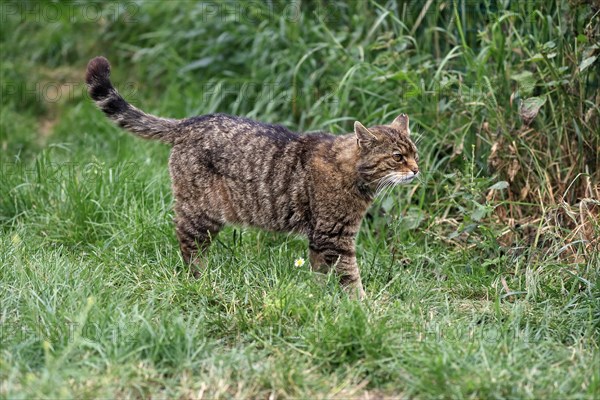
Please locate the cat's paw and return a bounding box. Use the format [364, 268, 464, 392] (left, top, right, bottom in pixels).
[344, 283, 366, 300]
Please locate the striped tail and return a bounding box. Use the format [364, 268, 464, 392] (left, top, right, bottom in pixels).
[85, 56, 179, 143]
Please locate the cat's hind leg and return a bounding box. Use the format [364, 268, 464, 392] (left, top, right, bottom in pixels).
[174, 208, 223, 277]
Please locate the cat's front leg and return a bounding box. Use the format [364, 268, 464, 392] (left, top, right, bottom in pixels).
[308, 248, 331, 274]
[309, 234, 365, 299]
[336, 256, 366, 300]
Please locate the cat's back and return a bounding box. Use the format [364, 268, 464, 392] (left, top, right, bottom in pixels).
[170, 113, 310, 180]
[176, 113, 300, 147]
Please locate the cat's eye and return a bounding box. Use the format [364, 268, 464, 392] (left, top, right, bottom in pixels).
[392, 152, 404, 162]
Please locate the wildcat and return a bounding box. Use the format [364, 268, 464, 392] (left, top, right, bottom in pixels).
[86, 56, 419, 299]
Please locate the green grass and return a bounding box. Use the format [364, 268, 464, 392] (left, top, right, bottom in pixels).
[1, 1, 599, 398]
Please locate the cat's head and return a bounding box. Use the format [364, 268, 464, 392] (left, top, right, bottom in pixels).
[354, 114, 419, 192]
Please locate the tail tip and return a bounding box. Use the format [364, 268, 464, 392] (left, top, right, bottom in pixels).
[86, 56, 111, 86]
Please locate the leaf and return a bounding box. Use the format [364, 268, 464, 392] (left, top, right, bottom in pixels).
[580, 56, 597, 72]
[511, 71, 534, 81]
[463, 223, 478, 233]
[381, 196, 395, 213]
[511, 71, 537, 96]
[470, 207, 487, 222]
[180, 57, 215, 72]
[527, 53, 544, 62]
[519, 96, 547, 125]
[543, 41, 556, 50]
[488, 181, 509, 190]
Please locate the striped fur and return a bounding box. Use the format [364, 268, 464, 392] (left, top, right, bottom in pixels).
[86, 57, 178, 142]
[86, 56, 420, 299]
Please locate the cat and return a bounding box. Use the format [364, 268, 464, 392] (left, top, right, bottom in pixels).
[86, 56, 420, 299]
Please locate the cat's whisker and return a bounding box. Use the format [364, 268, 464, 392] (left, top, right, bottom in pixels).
[385, 175, 400, 195]
[374, 171, 423, 197]
[375, 174, 394, 197]
[374, 173, 396, 196]
[372, 175, 386, 190]
[377, 184, 389, 198]
[383, 182, 395, 199]
[375, 176, 390, 193]
[375, 181, 389, 197]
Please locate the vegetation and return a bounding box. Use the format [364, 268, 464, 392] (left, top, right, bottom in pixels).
[1, 0, 598, 398]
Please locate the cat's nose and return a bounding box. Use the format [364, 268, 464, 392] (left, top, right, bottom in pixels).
[411, 166, 419, 174]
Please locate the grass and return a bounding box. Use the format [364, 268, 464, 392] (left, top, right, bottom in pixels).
[1, 0, 599, 398]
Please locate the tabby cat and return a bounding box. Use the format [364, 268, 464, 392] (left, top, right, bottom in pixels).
[86, 56, 419, 298]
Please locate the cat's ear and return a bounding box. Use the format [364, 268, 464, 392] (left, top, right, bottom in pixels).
[354, 121, 379, 147]
[391, 113, 410, 135]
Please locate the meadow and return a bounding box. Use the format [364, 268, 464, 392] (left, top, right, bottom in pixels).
[1, 1, 599, 398]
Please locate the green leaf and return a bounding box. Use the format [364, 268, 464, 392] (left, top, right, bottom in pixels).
[488, 181, 509, 190]
[511, 71, 537, 96]
[470, 206, 487, 222]
[381, 196, 395, 213]
[577, 34, 588, 44]
[511, 71, 534, 81]
[579, 56, 597, 72]
[543, 41, 556, 50]
[180, 57, 216, 72]
[527, 53, 544, 62]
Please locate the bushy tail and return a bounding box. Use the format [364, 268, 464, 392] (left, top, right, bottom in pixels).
[86, 56, 179, 143]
